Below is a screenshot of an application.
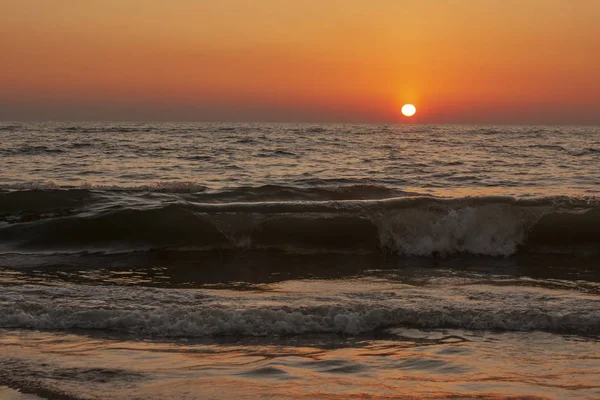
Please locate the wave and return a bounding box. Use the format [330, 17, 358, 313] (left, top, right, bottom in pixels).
[0, 183, 413, 200]
[1, 189, 599, 256]
[203, 184, 413, 202]
[1, 282, 598, 336]
[0, 124, 21, 132]
[0, 146, 66, 156]
[0, 181, 208, 194]
[572, 147, 600, 156]
[528, 144, 567, 151]
[0, 123, 271, 135]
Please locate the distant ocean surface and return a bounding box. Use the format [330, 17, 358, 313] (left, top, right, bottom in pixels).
[1, 122, 599, 399]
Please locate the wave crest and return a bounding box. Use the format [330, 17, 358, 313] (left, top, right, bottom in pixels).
[1, 190, 599, 256]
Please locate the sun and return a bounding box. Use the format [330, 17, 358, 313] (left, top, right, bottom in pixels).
[401, 104, 417, 117]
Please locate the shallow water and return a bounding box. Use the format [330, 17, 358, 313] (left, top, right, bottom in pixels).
[2, 328, 599, 400]
[0, 122, 599, 399]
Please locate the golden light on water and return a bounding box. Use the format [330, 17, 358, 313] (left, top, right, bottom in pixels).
[402, 104, 417, 117]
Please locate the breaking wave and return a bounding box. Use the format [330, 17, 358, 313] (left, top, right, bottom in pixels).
[1, 282, 598, 336]
[1, 188, 599, 257]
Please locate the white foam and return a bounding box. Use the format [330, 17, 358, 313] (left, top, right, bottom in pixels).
[0, 280, 598, 336]
[376, 204, 549, 256]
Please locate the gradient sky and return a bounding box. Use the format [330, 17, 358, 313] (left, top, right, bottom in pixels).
[2, 0, 599, 123]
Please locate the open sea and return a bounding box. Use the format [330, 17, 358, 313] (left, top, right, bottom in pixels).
[0, 122, 599, 399]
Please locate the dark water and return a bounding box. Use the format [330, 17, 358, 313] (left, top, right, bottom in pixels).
[0, 122, 599, 399]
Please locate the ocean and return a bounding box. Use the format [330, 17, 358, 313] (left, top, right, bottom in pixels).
[0, 122, 599, 399]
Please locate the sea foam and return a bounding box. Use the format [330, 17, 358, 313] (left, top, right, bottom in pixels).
[1, 281, 599, 336]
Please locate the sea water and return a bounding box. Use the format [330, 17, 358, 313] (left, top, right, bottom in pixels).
[0, 122, 599, 399]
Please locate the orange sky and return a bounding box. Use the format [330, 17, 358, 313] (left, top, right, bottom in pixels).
[1, 0, 599, 123]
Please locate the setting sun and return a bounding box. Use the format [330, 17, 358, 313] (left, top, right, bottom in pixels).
[402, 104, 417, 117]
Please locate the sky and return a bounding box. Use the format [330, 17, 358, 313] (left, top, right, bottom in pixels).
[1, 0, 599, 124]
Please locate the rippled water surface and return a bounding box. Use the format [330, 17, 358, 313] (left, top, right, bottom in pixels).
[0, 122, 599, 399]
[2, 328, 599, 400]
[1, 122, 599, 196]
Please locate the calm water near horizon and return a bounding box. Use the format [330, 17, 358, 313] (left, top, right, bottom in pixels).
[1, 122, 599, 399]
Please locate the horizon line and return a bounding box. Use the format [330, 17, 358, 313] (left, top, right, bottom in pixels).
[2, 120, 600, 127]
